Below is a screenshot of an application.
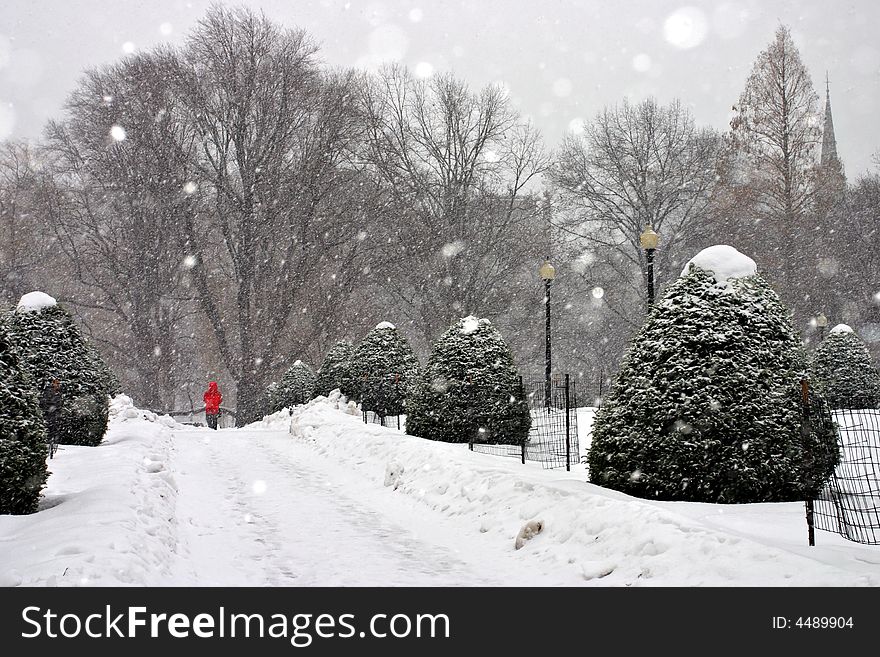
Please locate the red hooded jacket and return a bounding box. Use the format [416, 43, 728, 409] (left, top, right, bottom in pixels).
[204, 381, 222, 415]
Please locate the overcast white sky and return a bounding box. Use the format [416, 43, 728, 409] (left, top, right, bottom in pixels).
[2, 0, 879, 174]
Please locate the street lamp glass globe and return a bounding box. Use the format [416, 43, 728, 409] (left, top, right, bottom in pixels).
[540, 261, 556, 280]
[639, 225, 659, 250]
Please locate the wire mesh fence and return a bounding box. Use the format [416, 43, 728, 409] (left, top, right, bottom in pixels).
[363, 410, 404, 430]
[813, 407, 880, 545]
[470, 375, 579, 470]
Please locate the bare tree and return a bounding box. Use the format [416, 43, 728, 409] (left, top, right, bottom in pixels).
[550, 97, 720, 327]
[171, 6, 370, 423]
[360, 65, 550, 350]
[41, 49, 197, 409]
[0, 142, 50, 306]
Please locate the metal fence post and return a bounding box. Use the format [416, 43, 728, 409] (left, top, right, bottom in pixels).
[801, 379, 815, 547]
[564, 373, 571, 472]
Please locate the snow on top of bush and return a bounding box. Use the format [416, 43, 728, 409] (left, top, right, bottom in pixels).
[459, 315, 489, 335]
[16, 291, 57, 313]
[375, 321, 396, 330]
[108, 394, 183, 429]
[680, 245, 757, 285]
[293, 359, 303, 367]
[460, 316, 482, 334]
[830, 324, 853, 335]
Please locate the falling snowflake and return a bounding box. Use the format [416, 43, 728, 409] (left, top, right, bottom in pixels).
[441, 240, 465, 258]
[663, 7, 707, 49]
[414, 61, 434, 78]
[110, 125, 126, 141]
[632, 53, 652, 72]
[183, 181, 197, 194]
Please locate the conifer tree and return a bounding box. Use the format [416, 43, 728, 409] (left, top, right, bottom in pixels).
[5, 293, 109, 447]
[589, 246, 839, 503]
[312, 341, 354, 399]
[347, 323, 419, 417]
[407, 316, 530, 445]
[273, 360, 316, 411]
[0, 320, 49, 514]
[811, 325, 880, 409]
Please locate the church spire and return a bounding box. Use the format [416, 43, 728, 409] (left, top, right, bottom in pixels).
[821, 71, 839, 167]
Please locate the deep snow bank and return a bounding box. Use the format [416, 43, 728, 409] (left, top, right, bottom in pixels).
[288, 395, 880, 586]
[0, 396, 180, 586]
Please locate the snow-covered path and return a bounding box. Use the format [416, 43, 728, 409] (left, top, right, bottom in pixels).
[3, 395, 880, 587]
[170, 428, 540, 586]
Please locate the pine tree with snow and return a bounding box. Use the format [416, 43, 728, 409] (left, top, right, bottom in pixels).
[4, 292, 110, 447]
[0, 321, 50, 515]
[406, 316, 531, 445]
[262, 381, 281, 417]
[346, 322, 419, 417]
[588, 246, 839, 503]
[273, 360, 316, 411]
[312, 341, 355, 399]
[810, 325, 880, 409]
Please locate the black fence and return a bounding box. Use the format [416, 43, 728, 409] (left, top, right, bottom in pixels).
[470, 375, 579, 471]
[363, 410, 403, 430]
[813, 407, 880, 545]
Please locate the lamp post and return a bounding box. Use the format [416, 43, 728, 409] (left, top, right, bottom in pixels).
[639, 224, 659, 306]
[816, 312, 828, 342]
[540, 259, 556, 410]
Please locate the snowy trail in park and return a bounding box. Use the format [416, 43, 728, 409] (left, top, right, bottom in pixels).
[4, 395, 880, 587]
[169, 428, 541, 586]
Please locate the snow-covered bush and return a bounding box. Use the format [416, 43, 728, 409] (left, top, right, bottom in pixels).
[272, 360, 317, 412]
[262, 381, 281, 417]
[0, 320, 49, 515]
[588, 245, 839, 503]
[810, 325, 880, 409]
[406, 316, 530, 445]
[312, 340, 354, 399]
[4, 292, 110, 447]
[346, 322, 419, 417]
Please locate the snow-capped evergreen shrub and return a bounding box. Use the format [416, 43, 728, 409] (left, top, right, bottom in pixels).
[312, 341, 354, 399]
[89, 344, 122, 398]
[262, 381, 281, 417]
[810, 325, 880, 409]
[588, 245, 839, 503]
[272, 360, 316, 412]
[5, 292, 110, 447]
[406, 316, 531, 445]
[0, 320, 49, 515]
[346, 322, 419, 417]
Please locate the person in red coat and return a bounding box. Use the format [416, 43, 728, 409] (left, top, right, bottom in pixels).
[203, 381, 222, 430]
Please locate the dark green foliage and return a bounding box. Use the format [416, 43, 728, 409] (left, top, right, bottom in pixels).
[810, 327, 880, 409]
[588, 266, 839, 503]
[406, 316, 531, 445]
[272, 360, 316, 412]
[4, 301, 109, 447]
[312, 341, 354, 399]
[347, 323, 419, 416]
[261, 382, 281, 417]
[0, 324, 49, 515]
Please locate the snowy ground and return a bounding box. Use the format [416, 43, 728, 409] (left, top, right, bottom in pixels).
[1, 394, 879, 587]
